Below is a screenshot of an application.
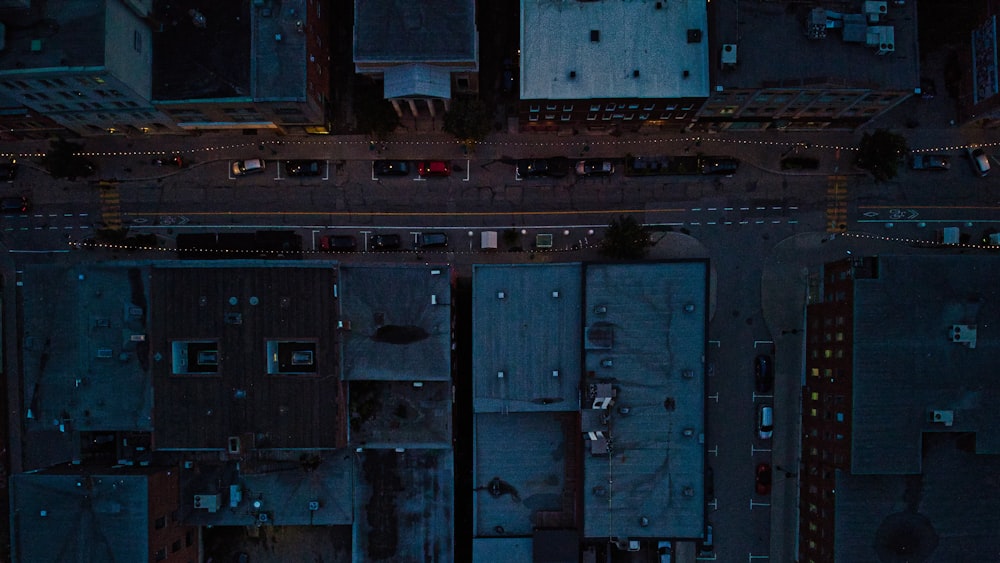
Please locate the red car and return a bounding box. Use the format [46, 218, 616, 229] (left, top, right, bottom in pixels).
[418, 160, 451, 177]
[755, 463, 772, 495]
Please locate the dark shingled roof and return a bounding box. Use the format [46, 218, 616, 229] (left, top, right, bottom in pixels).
[151, 263, 345, 450]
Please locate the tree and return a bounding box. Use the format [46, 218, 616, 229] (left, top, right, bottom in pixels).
[354, 85, 400, 139]
[600, 215, 651, 260]
[855, 129, 908, 181]
[42, 138, 96, 180]
[442, 96, 492, 146]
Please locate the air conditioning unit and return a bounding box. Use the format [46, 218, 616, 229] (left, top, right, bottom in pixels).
[194, 493, 221, 513]
[930, 410, 954, 427]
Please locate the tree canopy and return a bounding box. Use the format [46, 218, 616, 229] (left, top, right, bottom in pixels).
[442, 96, 492, 144]
[600, 215, 651, 260]
[856, 129, 908, 181]
[42, 138, 95, 180]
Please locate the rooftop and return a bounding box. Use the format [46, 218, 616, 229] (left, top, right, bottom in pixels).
[520, 0, 709, 100]
[713, 1, 920, 90]
[472, 263, 583, 413]
[151, 262, 345, 450]
[21, 262, 154, 469]
[474, 412, 578, 537]
[339, 264, 452, 382]
[353, 0, 477, 64]
[349, 380, 452, 447]
[151, 1, 251, 100]
[835, 432, 1000, 561]
[851, 255, 1000, 474]
[582, 261, 708, 540]
[179, 454, 354, 527]
[249, 0, 309, 100]
[0, 0, 105, 70]
[10, 466, 167, 563]
[354, 448, 453, 562]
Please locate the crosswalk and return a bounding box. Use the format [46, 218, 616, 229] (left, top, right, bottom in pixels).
[825, 175, 847, 232]
[98, 180, 122, 231]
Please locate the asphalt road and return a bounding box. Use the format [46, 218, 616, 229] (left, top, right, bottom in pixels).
[1, 127, 999, 562]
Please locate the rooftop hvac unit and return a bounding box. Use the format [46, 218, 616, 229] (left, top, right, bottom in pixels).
[721, 44, 738, 68]
[866, 26, 894, 54]
[193, 494, 221, 513]
[930, 410, 954, 427]
[863, 1, 887, 22]
[950, 324, 977, 348]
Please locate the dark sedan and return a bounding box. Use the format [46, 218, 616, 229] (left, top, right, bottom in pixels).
[373, 160, 410, 176]
[285, 160, 323, 177]
[754, 354, 773, 393]
[371, 234, 402, 250]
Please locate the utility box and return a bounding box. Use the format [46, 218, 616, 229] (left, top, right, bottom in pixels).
[481, 231, 498, 250]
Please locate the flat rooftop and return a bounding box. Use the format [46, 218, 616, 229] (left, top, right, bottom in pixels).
[851, 255, 1000, 474]
[250, 0, 308, 100]
[0, 0, 105, 71]
[582, 261, 708, 540]
[151, 262, 345, 450]
[474, 412, 578, 537]
[179, 454, 354, 527]
[354, 449, 453, 563]
[339, 265, 452, 382]
[520, 0, 709, 100]
[835, 432, 1000, 561]
[349, 380, 452, 447]
[152, 1, 251, 100]
[472, 263, 583, 413]
[21, 262, 154, 469]
[353, 0, 477, 63]
[10, 467, 162, 563]
[713, 1, 920, 90]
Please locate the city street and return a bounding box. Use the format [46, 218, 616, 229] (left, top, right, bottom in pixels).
[1, 123, 999, 562]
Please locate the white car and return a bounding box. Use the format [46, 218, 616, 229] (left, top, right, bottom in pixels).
[967, 147, 991, 177]
[232, 158, 266, 176]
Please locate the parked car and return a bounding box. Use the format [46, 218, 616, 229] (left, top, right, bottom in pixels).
[319, 234, 357, 252]
[285, 160, 323, 177]
[656, 540, 672, 563]
[416, 232, 448, 248]
[0, 196, 28, 213]
[417, 160, 451, 177]
[232, 158, 265, 176]
[152, 155, 184, 167]
[911, 154, 951, 171]
[516, 157, 569, 178]
[758, 404, 774, 440]
[967, 147, 991, 176]
[754, 354, 773, 393]
[575, 159, 614, 176]
[700, 156, 739, 175]
[371, 233, 402, 250]
[373, 160, 410, 176]
[698, 524, 714, 555]
[755, 463, 772, 495]
[0, 160, 17, 182]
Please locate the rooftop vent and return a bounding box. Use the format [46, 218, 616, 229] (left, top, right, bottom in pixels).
[569, 71, 577, 79]
[687, 29, 702, 43]
[950, 324, 977, 348]
[721, 44, 738, 67]
[193, 494, 221, 513]
[590, 30, 600, 42]
[633, 69, 640, 78]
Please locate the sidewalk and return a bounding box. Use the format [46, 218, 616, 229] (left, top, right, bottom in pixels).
[0, 122, 989, 172]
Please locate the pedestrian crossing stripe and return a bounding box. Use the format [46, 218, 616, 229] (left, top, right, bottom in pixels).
[826, 175, 847, 232]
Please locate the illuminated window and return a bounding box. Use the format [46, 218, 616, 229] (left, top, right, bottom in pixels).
[836, 332, 844, 341]
[823, 349, 832, 358]
[811, 392, 819, 401]
[810, 408, 818, 417]
[811, 368, 819, 377]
